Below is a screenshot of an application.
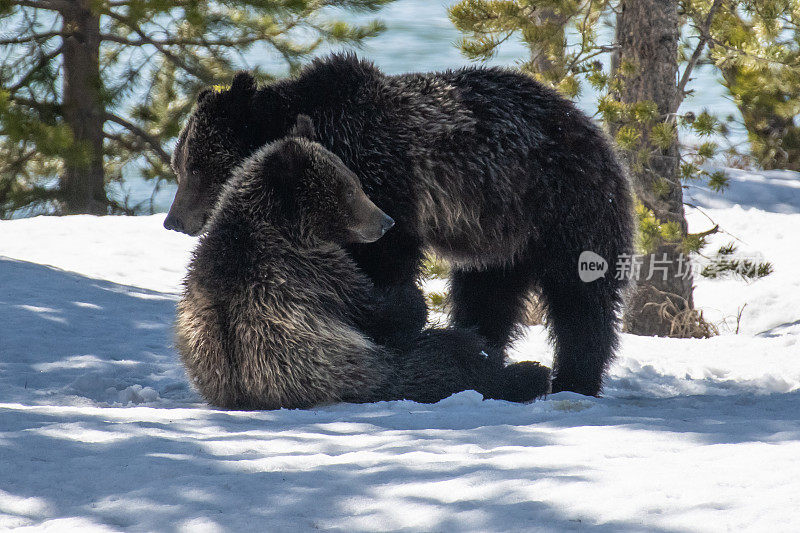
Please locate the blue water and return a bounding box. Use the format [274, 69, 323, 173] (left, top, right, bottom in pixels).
[117, 0, 740, 213]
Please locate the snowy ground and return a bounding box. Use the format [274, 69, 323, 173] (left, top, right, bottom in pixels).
[1, 170, 799, 531]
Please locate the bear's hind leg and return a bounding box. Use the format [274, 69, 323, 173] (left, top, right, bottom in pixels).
[538, 276, 623, 396]
[393, 328, 551, 403]
[489, 361, 552, 403]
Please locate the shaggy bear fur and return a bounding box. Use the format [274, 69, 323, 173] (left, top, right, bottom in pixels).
[166, 53, 634, 397]
[176, 121, 551, 409]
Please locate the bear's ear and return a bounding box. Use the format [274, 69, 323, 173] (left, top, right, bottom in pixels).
[270, 140, 308, 196]
[196, 88, 213, 104]
[230, 71, 256, 95]
[289, 114, 316, 141]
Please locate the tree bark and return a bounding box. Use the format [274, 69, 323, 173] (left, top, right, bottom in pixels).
[60, 0, 107, 214]
[613, 0, 696, 336]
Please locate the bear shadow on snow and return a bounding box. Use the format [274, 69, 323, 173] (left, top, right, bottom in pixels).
[177, 116, 550, 410]
[166, 53, 635, 396]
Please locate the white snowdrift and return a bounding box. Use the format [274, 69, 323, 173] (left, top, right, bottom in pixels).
[1, 170, 798, 531]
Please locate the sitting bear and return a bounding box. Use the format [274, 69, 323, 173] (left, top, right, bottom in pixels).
[165, 53, 634, 396]
[176, 117, 550, 409]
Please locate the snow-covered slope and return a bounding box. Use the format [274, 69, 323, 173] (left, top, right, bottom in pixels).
[1, 170, 798, 531]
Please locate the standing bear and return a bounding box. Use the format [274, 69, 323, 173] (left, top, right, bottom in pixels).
[177, 117, 550, 409]
[166, 53, 634, 396]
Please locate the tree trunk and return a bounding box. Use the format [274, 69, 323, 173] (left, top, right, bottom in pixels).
[60, 0, 107, 215]
[613, 0, 696, 336]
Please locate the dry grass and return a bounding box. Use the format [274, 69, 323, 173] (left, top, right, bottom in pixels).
[643, 289, 719, 338]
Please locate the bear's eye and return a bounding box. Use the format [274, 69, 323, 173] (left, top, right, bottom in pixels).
[346, 190, 355, 202]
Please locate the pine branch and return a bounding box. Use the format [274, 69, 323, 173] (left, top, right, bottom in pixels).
[7, 44, 62, 94]
[101, 11, 215, 82]
[674, 0, 723, 114]
[11, 0, 72, 12]
[688, 224, 719, 239]
[0, 31, 63, 45]
[708, 37, 799, 68]
[8, 94, 61, 114]
[103, 112, 171, 167]
[98, 34, 269, 48]
[0, 147, 37, 175]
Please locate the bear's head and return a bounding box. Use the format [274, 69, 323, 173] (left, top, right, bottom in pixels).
[233, 115, 394, 245]
[166, 72, 261, 235]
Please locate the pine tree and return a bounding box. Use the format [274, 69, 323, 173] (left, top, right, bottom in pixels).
[449, 0, 613, 99]
[0, 0, 392, 217]
[694, 0, 800, 170]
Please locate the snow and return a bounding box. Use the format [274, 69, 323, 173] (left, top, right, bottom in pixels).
[1, 170, 799, 531]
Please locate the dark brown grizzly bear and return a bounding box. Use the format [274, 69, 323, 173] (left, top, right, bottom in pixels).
[166, 53, 634, 397]
[176, 117, 551, 409]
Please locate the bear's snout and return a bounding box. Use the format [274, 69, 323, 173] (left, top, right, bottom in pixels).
[164, 213, 185, 233]
[380, 214, 395, 235]
[348, 209, 394, 244]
